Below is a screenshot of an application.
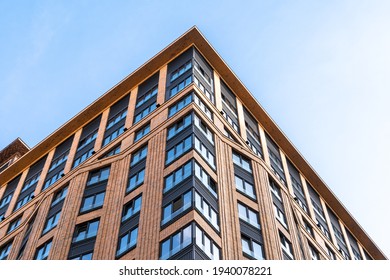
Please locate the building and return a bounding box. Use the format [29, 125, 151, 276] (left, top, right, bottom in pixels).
[0, 27, 386, 260]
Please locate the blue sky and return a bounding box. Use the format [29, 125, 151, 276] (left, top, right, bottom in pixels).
[1, 0, 389, 257]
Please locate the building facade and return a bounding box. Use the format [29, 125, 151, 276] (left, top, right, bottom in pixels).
[0, 27, 386, 260]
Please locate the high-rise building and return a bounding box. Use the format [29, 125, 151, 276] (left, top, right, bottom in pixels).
[0, 27, 386, 260]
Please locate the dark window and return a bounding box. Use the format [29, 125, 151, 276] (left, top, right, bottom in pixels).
[166, 135, 192, 165]
[162, 190, 192, 225]
[72, 147, 94, 168]
[164, 161, 192, 193]
[194, 191, 219, 231]
[80, 192, 105, 213]
[51, 186, 68, 207]
[42, 211, 61, 235]
[194, 161, 217, 197]
[69, 252, 93, 260]
[134, 102, 157, 124]
[235, 174, 256, 199]
[134, 123, 150, 142]
[238, 202, 260, 229]
[130, 145, 148, 166]
[127, 168, 145, 193]
[169, 76, 192, 98]
[168, 94, 192, 117]
[136, 86, 158, 108]
[122, 196, 142, 222]
[232, 151, 252, 173]
[241, 235, 265, 260]
[0, 241, 13, 260]
[87, 166, 110, 186]
[103, 125, 125, 146]
[34, 240, 52, 260]
[167, 114, 192, 140]
[116, 227, 138, 257]
[14, 192, 34, 211]
[279, 232, 294, 260]
[72, 220, 100, 243]
[160, 224, 192, 260]
[7, 216, 21, 234]
[170, 60, 192, 83]
[194, 225, 220, 260]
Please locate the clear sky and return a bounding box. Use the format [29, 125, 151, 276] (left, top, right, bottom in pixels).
[0, 0, 389, 257]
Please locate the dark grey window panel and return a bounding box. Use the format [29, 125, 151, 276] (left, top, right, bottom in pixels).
[239, 220, 264, 244]
[119, 214, 140, 236]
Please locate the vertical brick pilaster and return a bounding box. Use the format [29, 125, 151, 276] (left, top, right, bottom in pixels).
[93, 156, 130, 259]
[49, 173, 87, 259]
[215, 138, 241, 259]
[137, 130, 166, 259]
[253, 163, 282, 259]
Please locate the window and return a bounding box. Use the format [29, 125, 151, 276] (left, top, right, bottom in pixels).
[134, 123, 150, 142]
[268, 149, 285, 184]
[34, 240, 52, 260]
[309, 243, 320, 260]
[235, 175, 256, 199]
[160, 224, 192, 260]
[194, 76, 213, 102]
[222, 110, 239, 132]
[194, 162, 217, 197]
[170, 60, 192, 82]
[164, 161, 192, 193]
[168, 94, 192, 117]
[303, 219, 314, 237]
[42, 211, 61, 234]
[194, 60, 212, 85]
[280, 233, 294, 260]
[48, 151, 68, 172]
[87, 166, 110, 186]
[43, 170, 64, 190]
[127, 168, 145, 193]
[352, 248, 362, 260]
[311, 198, 325, 220]
[103, 125, 125, 147]
[51, 186, 68, 207]
[106, 108, 127, 129]
[73, 220, 100, 243]
[194, 137, 215, 169]
[338, 245, 350, 260]
[166, 135, 192, 164]
[162, 191, 192, 225]
[122, 196, 142, 222]
[273, 204, 288, 228]
[134, 102, 157, 124]
[101, 144, 121, 158]
[194, 114, 213, 144]
[72, 147, 94, 168]
[195, 225, 220, 260]
[77, 130, 98, 152]
[242, 236, 265, 260]
[136, 86, 158, 108]
[21, 172, 40, 192]
[194, 94, 213, 120]
[169, 76, 192, 98]
[7, 217, 21, 233]
[0, 242, 12, 260]
[167, 114, 192, 140]
[326, 245, 337, 260]
[117, 227, 138, 256]
[194, 191, 219, 230]
[269, 180, 282, 201]
[316, 219, 331, 239]
[232, 152, 252, 173]
[221, 93, 237, 115]
[80, 192, 105, 213]
[0, 193, 13, 208]
[130, 146, 148, 166]
[14, 192, 34, 211]
[69, 252, 93, 260]
[332, 225, 346, 246]
[238, 203, 260, 229]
